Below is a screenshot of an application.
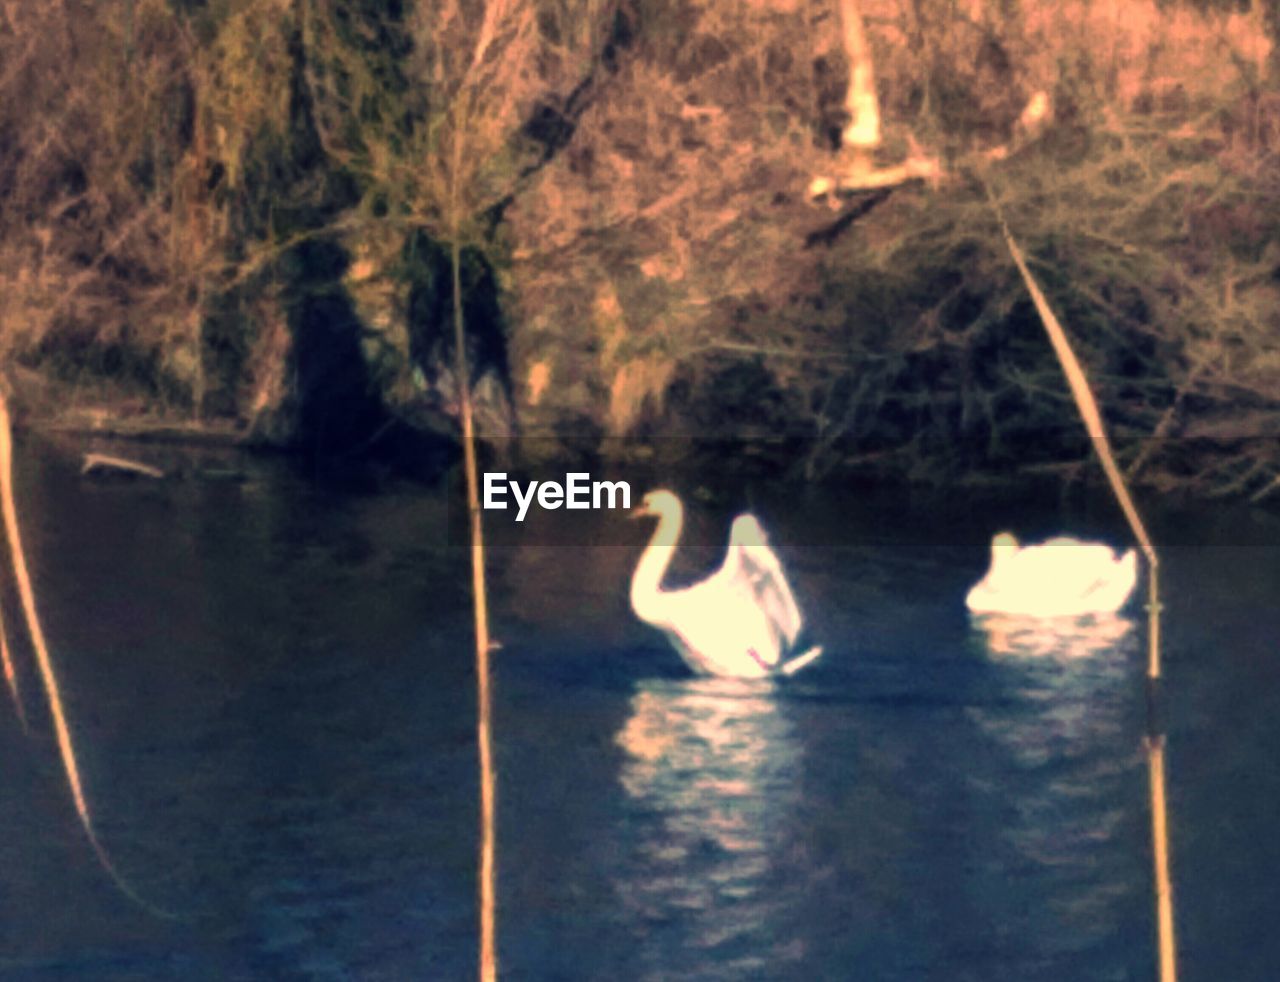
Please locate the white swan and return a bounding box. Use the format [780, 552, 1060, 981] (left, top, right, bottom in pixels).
[630, 490, 822, 678]
[966, 532, 1138, 617]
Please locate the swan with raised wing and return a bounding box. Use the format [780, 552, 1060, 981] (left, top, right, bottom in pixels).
[630, 490, 822, 678]
[966, 532, 1138, 617]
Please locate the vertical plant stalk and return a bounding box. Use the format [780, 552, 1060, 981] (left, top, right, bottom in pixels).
[0, 394, 172, 918]
[186, 95, 209, 419]
[429, 4, 539, 973]
[450, 231, 497, 979]
[0, 396, 96, 836]
[994, 208, 1176, 982]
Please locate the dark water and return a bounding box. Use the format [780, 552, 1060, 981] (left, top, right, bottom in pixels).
[1, 439, 1278, 980]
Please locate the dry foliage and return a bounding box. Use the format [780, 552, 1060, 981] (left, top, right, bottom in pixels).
[2, 0, 1278, 495]
[508, 1, 837, 438]
[825, 0, 1280, 492]
[508, 0, 1280, 496]
[0, 0, 296, 414]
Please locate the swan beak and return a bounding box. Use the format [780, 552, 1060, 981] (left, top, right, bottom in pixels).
[630, 505, 651, 520]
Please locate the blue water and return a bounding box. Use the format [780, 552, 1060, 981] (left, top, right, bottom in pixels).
[0, 438, 1277, 979]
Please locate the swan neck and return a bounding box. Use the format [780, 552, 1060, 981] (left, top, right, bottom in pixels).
[631, 502, 682, 622]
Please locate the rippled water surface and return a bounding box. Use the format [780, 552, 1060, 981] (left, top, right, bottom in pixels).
[1, 439, 1278, 979]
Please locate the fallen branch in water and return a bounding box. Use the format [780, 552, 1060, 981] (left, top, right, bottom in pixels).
[81, 453, 166, 480]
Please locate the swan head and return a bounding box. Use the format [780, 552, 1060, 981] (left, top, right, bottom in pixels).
[990, 531, 1020, 568]
[729, 514, 768, 547]
[632, 489, 682, 523]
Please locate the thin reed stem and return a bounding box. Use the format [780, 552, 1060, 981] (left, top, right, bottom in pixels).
[0, 393, 175, 919]
[992, 199, 1176, 982]
[1149, 731, 1176, 982]
[1, 608, 29, 732]
[450, 232, 497, 980]
[0, 397, 97, 838]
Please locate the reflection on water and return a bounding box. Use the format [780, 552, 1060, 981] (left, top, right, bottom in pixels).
[971, 611, 1135, 660]
[968, 611, 1140, 772]
[5, 441, 1280, 978]
[969, 608, 1138, 777]
[613, 679, 803, 978]
[967, 611, 1143, 967]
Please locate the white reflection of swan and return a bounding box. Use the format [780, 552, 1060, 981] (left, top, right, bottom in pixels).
[613, 679, 803, 971]
[972, 611, 1135, 660]
[630, 490, 821, 678]
[967, 614, 1139, 929]
[966, 533, 1138, 617]
[968, 611, 1136, 755]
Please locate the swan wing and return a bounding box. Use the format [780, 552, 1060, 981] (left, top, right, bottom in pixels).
[1024, 541, 1133, 595]
[729, 516, 803, 647]
[1079, 549, 1138, 605]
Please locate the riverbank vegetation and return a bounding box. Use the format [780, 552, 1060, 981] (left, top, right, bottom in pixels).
[1, 0, 1277, 497]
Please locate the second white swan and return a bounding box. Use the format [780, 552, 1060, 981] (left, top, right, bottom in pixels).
[966, 531, 1138, 617]
[630, 490, 822, 678]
